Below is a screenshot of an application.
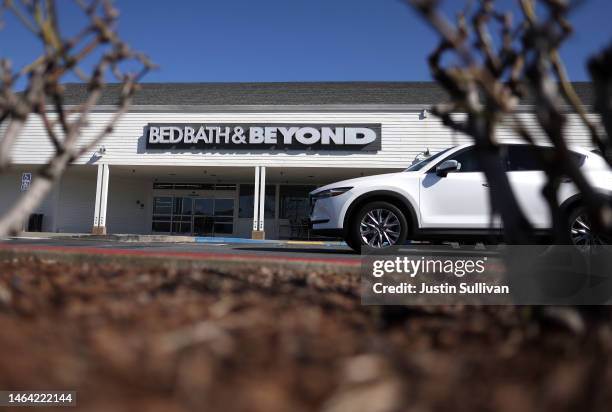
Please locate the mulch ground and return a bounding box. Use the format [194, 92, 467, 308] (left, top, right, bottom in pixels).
[0, 254, 611, 412]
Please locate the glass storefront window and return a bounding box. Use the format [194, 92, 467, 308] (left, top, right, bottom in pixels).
[153, 197, 172, 215]
[152, 196, 236, 236]
[193, 199, 213, 216]
[172, 221, 191, 234]
[238, 185, 275, 218]
[215, 198, 234, 216]
[173, 197, 193, 215]
[279, 185, 316, 220]
[153, 197, 173, 234]
[213, 216, 233, 234]
[152, 221, 171, 233]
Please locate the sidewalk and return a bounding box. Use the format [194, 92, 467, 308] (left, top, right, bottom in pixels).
[10, 231, 347, 247]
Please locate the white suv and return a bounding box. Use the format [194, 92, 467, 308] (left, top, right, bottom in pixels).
[310, 143, 612, 252]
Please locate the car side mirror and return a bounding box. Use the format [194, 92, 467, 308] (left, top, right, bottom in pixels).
[436, 160, 460, 177]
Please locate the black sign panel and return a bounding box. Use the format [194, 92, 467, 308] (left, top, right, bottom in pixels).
[144, 123, 381, 151]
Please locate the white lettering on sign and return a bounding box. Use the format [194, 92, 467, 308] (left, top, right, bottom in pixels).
[146, 124, 380, 151]
[149, 127, 160, 143]
[184, 127, 195, 143]
[264, 127, 277, 144]
[160, 127, 172, 143]
[249, 127, 265, 144]
[21, 172, 32, 192]
[295, 127, 320, 145]
[321, 127, 344, 145]
[218, 127, 230, 144]
[345, 127, 377, 145]
[195, 127, 208, 143]
[278, 127, 299, 144]
[171, 127, 183, 143]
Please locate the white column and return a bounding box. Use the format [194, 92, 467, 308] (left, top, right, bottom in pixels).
[251, 166, 266, 239]
[258, 166, 266, 232]
[92, 163, 110, 235]
[252, 166, 260, 232]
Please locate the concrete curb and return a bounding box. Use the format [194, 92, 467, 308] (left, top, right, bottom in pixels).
[195, 236, 277, 244]
[195, 236, 346, 247]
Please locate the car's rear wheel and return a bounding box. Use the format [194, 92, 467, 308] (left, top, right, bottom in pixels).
[568, 206, 604, 252]
[346, 201, 408, 252]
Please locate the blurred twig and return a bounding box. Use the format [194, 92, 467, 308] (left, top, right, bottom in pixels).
[408, 0, 612, 242]
[0, 0, 154, 235]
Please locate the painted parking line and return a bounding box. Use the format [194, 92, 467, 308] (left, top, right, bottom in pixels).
[9, 236, 52, 240]
[286, 240, 325, 245]
[195, 237, 278, 244]
[195, 236, 347, 247]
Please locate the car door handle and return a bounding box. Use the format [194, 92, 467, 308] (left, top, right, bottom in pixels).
[482, 183, 489, 188]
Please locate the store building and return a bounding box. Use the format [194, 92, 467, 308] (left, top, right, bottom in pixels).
[0, 82, 596, 239]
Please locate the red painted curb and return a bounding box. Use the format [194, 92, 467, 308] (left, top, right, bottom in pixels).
[0, 243, 362, 268]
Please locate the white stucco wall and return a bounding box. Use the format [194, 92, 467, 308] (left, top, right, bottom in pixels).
[7, 110, 600, 169]
[55, 170, 96, 233]
[106, 175, 150, 234]
[0, 168, 59, 232]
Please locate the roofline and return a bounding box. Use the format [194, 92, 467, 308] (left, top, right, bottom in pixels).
[59, 80, 594, 86]
[43, 81, 594, 109]
[50, 103, 593, 113]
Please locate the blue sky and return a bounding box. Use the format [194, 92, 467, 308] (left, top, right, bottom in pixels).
[2, 0, 611, 83]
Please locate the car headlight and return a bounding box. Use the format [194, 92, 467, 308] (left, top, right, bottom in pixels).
[311, 187, 353, 200]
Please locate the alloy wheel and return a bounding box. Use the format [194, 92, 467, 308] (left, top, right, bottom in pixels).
[570, 212, 603, 252]
[359, 208, 401, 248]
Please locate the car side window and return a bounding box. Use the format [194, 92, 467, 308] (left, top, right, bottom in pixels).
[444, 147, 483, 173]
[506, 145, 585, 171]
[506, 145, 549, 171]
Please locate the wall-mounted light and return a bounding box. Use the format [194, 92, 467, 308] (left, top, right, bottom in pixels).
[97, 146, 107, 155]
[420, 109, 429, 119]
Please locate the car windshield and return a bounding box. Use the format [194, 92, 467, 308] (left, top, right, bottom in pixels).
[405, 148, 453, 171]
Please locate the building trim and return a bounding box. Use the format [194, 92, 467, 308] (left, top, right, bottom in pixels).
[47, 103, 593, 114]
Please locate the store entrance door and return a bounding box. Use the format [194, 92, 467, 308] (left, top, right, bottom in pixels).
[152, 194, 236, 237]
[192, 198, 213, 235]
[191, 197, 235, 236]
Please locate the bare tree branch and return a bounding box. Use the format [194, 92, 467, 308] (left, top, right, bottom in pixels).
[408, 0, 612, 243]
[0, 0, 154, 235]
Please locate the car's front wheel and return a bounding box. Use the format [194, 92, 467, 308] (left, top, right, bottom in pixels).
[347, 201, 408, 252]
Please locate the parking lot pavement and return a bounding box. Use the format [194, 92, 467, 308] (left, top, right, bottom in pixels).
[0, 236, 360, 265]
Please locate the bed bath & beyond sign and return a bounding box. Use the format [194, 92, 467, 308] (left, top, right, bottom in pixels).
[145, 123, 381, 151]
